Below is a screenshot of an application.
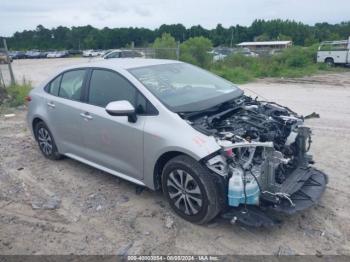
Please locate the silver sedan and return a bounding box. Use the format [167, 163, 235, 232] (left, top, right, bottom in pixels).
[27, 59, 327, 226]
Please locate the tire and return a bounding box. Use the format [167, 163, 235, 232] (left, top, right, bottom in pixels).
[34, 121, 62, 160]
[325, 58, 334, 67]
[162, 155, 221, 224]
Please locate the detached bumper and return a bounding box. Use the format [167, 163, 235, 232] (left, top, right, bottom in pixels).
[270, 168, 328, 214]
[221, 168, 328, 227]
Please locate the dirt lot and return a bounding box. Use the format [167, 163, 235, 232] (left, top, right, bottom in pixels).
[0, 58, 350, 255]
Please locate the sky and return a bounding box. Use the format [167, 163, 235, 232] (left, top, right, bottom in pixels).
[1, 0, 349, 36]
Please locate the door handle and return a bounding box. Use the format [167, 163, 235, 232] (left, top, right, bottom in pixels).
[80, 112, 93, 120]
[47, 102, 55, 108]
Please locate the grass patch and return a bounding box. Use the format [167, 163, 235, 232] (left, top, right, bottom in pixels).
[209, 45, 346, 84]
[5, 80, 32, 107]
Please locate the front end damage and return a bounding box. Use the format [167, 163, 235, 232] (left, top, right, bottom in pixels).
[184, 96, 328, 227]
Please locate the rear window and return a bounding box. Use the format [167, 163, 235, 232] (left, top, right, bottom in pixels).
[47, 75, 62, 96]
[59, 70, 86, 101]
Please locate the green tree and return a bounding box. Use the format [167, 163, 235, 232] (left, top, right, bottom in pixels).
[4, 20, 350, 51]
[152, 33, 177, 59]
[255, 33, 270, 41]
[180, 37, 213, 68]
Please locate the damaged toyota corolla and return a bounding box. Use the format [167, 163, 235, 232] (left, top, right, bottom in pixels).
[27, 59, 327, 227]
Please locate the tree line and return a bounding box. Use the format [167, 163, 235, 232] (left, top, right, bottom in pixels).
[4, 19, 350, 50]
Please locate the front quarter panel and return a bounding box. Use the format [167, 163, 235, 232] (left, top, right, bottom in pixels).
[143, 110, 221, 189]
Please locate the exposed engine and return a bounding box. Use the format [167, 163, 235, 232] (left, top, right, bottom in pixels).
[187, 96, 308, 182]
[183, 95, 315, 210]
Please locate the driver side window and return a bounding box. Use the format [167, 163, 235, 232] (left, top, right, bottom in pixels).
[88, 69, 136, 107]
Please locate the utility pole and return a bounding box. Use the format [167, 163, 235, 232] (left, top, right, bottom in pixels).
[230, 28, 234, 48]
[176, 41, 180, 60]
[2, 38, 15, 85]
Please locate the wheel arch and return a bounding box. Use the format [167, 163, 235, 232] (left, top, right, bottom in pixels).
[153, 151, 193, 191]
[32, 117, 44, 139]
[325, 57, 334, 63]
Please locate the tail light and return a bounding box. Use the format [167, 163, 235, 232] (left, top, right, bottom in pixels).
[25, 96, 32, 102]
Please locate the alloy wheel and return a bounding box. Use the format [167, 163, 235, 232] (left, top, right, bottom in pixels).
[37, 127, 53, 156]
[166, 169, 203, 215]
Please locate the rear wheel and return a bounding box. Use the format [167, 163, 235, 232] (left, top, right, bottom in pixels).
[34, 121, 62, 160]
[162, 155, 221, 224]
[325, 58, 334, 67]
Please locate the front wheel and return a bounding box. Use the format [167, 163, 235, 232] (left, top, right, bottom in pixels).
[162, 155, 221, 224]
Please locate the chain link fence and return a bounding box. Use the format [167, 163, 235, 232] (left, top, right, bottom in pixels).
[127, 46, 180, 60]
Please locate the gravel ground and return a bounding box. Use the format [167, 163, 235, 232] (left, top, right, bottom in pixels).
[0, 58, 349, 255]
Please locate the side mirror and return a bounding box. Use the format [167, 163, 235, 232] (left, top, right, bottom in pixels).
[105, 100, 137, 123]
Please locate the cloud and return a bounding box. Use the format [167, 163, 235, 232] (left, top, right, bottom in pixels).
[0, 0, 349, 36]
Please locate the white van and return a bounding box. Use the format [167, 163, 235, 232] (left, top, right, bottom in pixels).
[317, 37, 350, 66]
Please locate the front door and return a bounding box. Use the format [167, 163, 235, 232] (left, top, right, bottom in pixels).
[79, 69, 146, 180]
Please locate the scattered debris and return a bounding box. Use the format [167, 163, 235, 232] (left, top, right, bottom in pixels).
[276, 245, 296, 256]
[304, 112, 320, 119]
[2, 241, 11, 247]
[85, 193, 107, 211]
[135, 186, 145, 195]
[316, 250, 323, 257]
[117, 242, 133, 256]
[4, 114, 15, 119]
[119, 195, 129, 204]
[207, 222, 219, 228]
[31, 195, 61, 210]
[165, 215, 174, 229]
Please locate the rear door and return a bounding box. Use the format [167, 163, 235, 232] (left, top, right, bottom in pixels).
[45, 69, 89, 156]
[77, 69, 150, 180]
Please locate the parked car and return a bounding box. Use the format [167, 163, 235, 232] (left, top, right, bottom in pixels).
[47, 51, 59, 58]
[0, 52, 12, 64]
[25, 50, 41, 59]
[82, 50, 100, 57]
[235, 47, 259, 57]
[103, 49, 143, 59]
[100, 49, 114, 56]
[47, 51, 69, 58]
[209, 51, 227, 62]
[26, 59, 328, 226]
[39, 51, 49, 58]
[55, 51, 69, 58]
[317, 38, 350, 66]
[68, 50, 83, 56]
[9, 51, 26, 59]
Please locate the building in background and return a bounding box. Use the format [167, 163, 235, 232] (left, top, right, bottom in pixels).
[237, 41, 292, 50]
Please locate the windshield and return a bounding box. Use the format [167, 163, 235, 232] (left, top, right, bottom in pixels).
[128, 63, 242, 112]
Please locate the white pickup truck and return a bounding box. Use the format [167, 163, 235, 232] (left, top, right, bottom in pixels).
[317, 38, 350, 66]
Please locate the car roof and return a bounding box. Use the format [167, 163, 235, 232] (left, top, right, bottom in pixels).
[63, 58, 182, 71]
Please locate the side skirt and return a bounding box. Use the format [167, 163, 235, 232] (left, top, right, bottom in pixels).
[64, 153, 146, 186]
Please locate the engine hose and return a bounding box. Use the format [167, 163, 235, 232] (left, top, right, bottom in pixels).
[248, 169, 263, 192]
[242, 172, 248, 212]
[306, 133, 312, 152]
[248, 169, 295, 207]
[238, 163, 248, 212]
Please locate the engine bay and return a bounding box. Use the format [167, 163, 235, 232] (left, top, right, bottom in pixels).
[181, 95, 326, 220]
[184, 95, 308, 183]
